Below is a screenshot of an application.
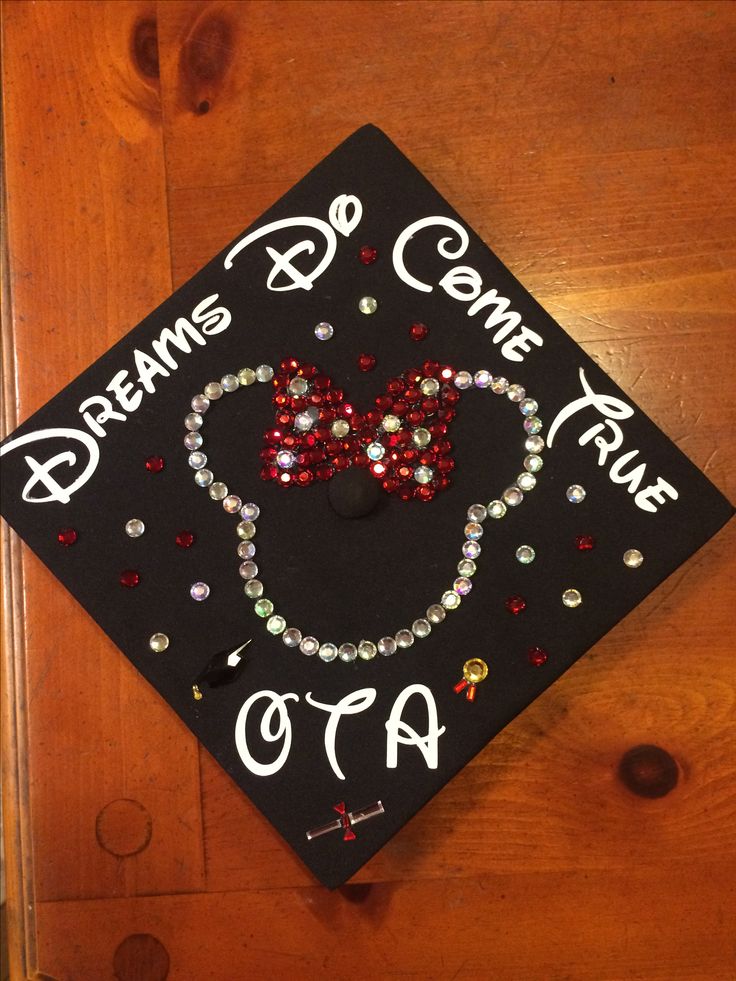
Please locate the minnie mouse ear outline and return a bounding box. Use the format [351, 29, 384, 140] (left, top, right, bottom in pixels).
[180, 357, 546, 666]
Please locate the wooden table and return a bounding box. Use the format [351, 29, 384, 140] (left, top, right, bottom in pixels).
[2, 2, 735, 978]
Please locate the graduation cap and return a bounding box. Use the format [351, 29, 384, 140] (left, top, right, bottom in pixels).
[1, 126, 732, 888]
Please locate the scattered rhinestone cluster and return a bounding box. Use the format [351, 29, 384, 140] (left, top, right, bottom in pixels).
[183, 362, 544, 663]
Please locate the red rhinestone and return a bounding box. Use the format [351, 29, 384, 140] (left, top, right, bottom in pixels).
[316, 464, 334, 481]
[409, 322, 429, 342]
[299, 363, 317, 378]
[57, 527, 78, 547]
[405, 388, 421, 404]
[375, 394, 393, 411]
[297, 470, 313, 485]
[145, 455, 164, 473]
[358, 245, 378, 265]
[421, 397, 439, 413]
[358, 353, 376, 372]
[528, 646, 549, 667]
[392, 399, 408, 416]
[273, 393, 289, 407]
[387, 378, 404, 395]
[440, 366, 456, 382]
[575, 535, 596, 551]
[280, 357, 300, 372]
[397, 483, 415, 501]
[120, 569, 140, 588]
[505, 595, 526, 615]
[175, 530, 195, 549]
[416, 485, 435, 501]
[422, 360, 439, 377]
[370, 461, 387, 477]
[382, 478, 398, 493]
[260, 464, 278, 480]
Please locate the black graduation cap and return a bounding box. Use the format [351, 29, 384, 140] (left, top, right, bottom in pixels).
[1, 126, 732, 888]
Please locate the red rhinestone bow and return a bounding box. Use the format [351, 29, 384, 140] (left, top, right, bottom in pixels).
[260, 357, 460, 502]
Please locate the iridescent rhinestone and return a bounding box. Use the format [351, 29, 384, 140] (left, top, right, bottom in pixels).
[454, 370, 473, 390]
[458, 558, 476, 576]
[237, 520, 256, 539]
[427, 603, 446, 624]
[412, 618, 431, 638]
[190, 581, 210, 602]
[237, 541, 256, 559]
[191, 394, 210, 413]
[276, 449, 296, 469]
[203, 382, 223, 400]
[517, 472, 537, 492]
[240, 503, 260, 521]
[506, 383, 525, 402]
[381, 414, 401, 433]
[524, 454, 543, 473]
[467, 504, 487, 523]
[462, 540, 481, 559]
[319, 642, 338, 662]
[255, 364, 274, 382]
[442, 590, 461, 610]
[338, 643, 358, 663]
[473, 370, 491, 388]
[221, 374, 239, 392]
[184, 412, 203, 431]
[516, 545, 536, 564]
[237, 367, 256, 386]
[414, 465, 433, 484]
[519, 397, 538, 416]
[367, 442, 385, 461]
[295, 411, 315, 432]
[184, 431, 203, 450]
[125, 518, 145, 538]
[358, 640, 378, 660]
[244, 580, 264, 599]
[254, 598, 274, 618]
[566, 484, 586, 504]
[395, 629, 414, 648]
[453, 577, 472, 596]
[223, 495, 242, 514]
[412, 427, 431, 448]
[465, 521, 483, 540]
[524, 416, 543, 434]
[420, 377, 440, 396]
[300, 636, 319, 656]
[209, 481, 228, 501]
[525, 435, 545, 453]
[239, 561, 258, 580]
[623, 548, 644, 568]
[377, 636, 397, 656]
[490, 376, 509, 394]
[148, 632, 169, 653]
[562, 588, 582, 608]
[331, 419, 350, 438]
[283, 627, 302, 648]
[502, 486, 523, 507]
[188, 451, 207, 469]
[194, 468, 213, 487]
[267, 615, 286, 635]
[358, 296, 378, 315]
[288, 377, 309, 396]
[487, 500, 507, 519]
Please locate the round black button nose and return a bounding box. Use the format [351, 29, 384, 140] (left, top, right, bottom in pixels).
[328, 467, 381, 518]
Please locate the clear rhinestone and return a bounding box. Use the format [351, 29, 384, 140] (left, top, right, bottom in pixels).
[502, 486, 523, 507]
[358, 640, 377, 660]
[184, 412, 203, 431]
[524, 416, 543, 434]
[358, 296, 378, 315]
[244, 580, 264, 599]
[240, 503, 260, 521]
[623, 548, 644, 568]
[338, 643, 358, 663]
[506, 383, 525, 402]
[420, 377, 440, 396]
[442, 591, 461, 610]
[188, 451, 207, 469]
[562, 588, 582, 608]
[519, 397, 538, 416]
[331, 419, 350, 438]
[427, 604, 446, 624]
[223, 495, 242, 513]
[191, 394, 210, 413]
[184, 431, 203, 450]
[319, 642, 338, 662]
[516, 545, 536, 564]
[414, 465, 433, 484]
[458, 558, 476, 576]
[467, 504, 487, 523]
[454, 370, 473, 390]
[473, 370, 491, 389]
[462, 540, 481, 559]
[314, 321, 334, 340]
[465, 521, 483, 540]
[525, 435, 545, 453]
[367, 442, 385, 461]
[487, 499, 507, 519]
[295, 411, 315, 432]
[209, 481, 228, 501]
[395, 629, 414, 648]
[125, 518, 145, 538]
[566, 484, 586, 504]
[453, 577, 472, 596]
[255, 364, 274, 382]
[412, 427, 432, 448]
[239, 561, 258, 580]
[283, 627, 302, 648]
[300, 636, 319, 656]
[377, 636, 397, 656]
[524, 454, 543, 473]
[194, 468, 213, 487]
[254, 598, 273, 618]
[517, 472, 537, 492]
[491, 376, 509, 394]
[276, 449, 296, 469]
[203, 382, 223, 400]
[148, 632, 169, 653]
[237, 367, 256, 386]
[412, 618, 431, 638]
[190, 581, 210, 602]
[267, 615, 286, 635]
[288, 377, 309, 396]
[237, 521, 256, 539]
[221, 374, 239, 392]
[381, 414, 400, 433]
[237, 541, 256, 559]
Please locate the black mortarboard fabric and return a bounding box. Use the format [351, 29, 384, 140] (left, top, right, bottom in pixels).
[1, 126, 732, 888]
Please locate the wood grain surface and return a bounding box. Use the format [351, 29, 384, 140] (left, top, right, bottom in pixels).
[2, 2, 735, 979]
